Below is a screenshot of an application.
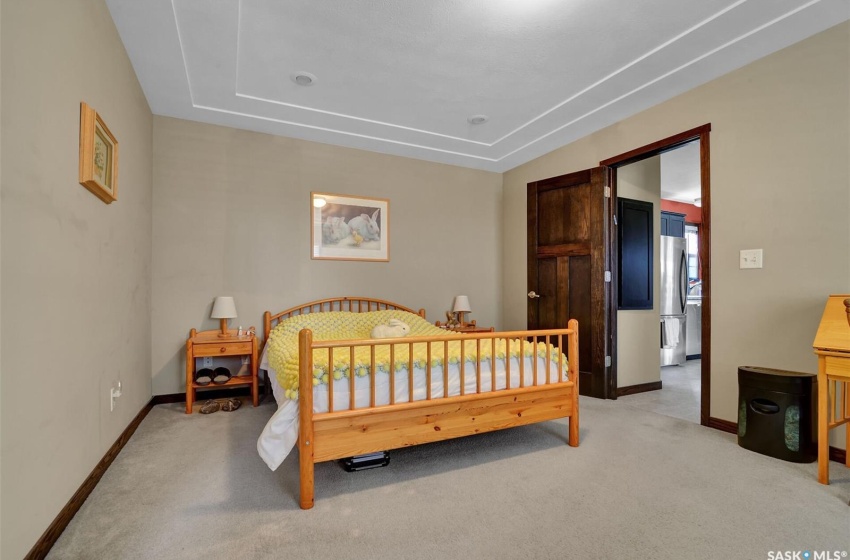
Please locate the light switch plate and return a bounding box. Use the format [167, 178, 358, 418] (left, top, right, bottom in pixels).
[740, 249, 763, 269]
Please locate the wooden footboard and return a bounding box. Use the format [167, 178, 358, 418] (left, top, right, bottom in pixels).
[296, 320, 579, 509]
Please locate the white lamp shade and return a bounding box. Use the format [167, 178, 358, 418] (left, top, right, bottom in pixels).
[452, 295, 471, 313]
[211, 296, 237, 319]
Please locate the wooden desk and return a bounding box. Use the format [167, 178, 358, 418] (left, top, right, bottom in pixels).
[812, 294, 850, 484]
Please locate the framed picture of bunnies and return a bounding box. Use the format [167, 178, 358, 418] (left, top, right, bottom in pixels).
[311, 192, 389, 262]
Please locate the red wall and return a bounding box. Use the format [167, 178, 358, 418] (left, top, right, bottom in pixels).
[661, 200, 702, 223]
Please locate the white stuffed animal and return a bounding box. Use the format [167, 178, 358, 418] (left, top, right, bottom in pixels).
[370, 319, 410, 339]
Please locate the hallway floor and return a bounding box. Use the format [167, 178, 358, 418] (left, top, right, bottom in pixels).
[619, 359, 701, 423]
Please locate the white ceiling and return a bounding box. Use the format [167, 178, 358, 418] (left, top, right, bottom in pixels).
[107, 0, 849, 172]
[661, 141, 702, 203]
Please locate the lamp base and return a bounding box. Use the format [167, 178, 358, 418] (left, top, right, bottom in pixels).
[457, 311, 473, 328]
[217, 319, 229, 338]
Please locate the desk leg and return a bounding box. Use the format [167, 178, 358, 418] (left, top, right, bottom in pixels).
[846, 380, 850, 468]
[817, 356, 828, 484]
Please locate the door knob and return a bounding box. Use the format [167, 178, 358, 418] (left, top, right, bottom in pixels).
[527, 291, 541, 299]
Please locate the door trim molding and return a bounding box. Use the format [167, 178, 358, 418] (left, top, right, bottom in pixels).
[600, 124, 712, 424]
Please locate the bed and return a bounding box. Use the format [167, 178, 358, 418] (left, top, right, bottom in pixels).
[257, 296, 579, 509]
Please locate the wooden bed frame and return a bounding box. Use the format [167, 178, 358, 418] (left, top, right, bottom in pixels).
[263, 296, 579, 509]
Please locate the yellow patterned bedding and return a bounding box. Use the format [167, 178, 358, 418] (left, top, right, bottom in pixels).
[265, 310, 568, 400]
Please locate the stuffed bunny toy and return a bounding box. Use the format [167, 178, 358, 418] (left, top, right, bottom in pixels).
[321, 216, 351, 245]
[370, 319, 410, 339]
[348, 209, 381, 242]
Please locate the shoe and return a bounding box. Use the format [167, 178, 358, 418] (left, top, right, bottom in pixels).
[195, 368, 214, 386]
[220, 398, 242, 412]
[199, 400, 220, 414]
[212, 367, 232, 385]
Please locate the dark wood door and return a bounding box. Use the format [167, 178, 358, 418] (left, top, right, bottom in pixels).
[528, 167, 610, 399]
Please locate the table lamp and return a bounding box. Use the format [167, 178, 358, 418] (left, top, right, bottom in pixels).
[453, 295, 472, 327]
[211, 296, 237, 338]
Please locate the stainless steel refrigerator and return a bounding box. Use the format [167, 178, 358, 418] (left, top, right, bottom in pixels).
[660, 235, 688, 366]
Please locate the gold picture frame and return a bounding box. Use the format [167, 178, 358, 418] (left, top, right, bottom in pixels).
[311, 192, 389, 261]
[79, 102, 118, 204]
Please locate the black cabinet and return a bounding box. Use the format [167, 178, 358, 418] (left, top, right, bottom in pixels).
[617, 197, 654, 310]
[661, 211, 685, 238]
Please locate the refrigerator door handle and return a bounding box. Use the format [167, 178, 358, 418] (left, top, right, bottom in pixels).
[679, 249, 687, 315]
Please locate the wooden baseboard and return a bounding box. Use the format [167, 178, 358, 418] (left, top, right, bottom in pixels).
[22, 387, 260, 558]
[24, 398, 156, 560]
[706, 416, 847, 463]
[150, 392, 185, 405]
[706, 416, 737, 434]
[617, 380, 662, 397]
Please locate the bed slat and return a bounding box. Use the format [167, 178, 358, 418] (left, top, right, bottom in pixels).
[328, 347, 334, 413]
[350, 346, 356, 411]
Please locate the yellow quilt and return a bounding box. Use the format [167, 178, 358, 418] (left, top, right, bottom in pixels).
[266, 310, 567, 400]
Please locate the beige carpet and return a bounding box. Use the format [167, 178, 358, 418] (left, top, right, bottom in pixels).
[47, 397, 850, 560]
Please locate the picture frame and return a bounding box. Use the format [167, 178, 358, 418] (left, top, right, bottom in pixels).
[79, 102, 118, 204]
[311, 192, 389, 261]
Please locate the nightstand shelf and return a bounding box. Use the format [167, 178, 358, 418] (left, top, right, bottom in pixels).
[191, 375, 255, 390]
[186, 328, 258, 414]
[445, 326, 495, 333]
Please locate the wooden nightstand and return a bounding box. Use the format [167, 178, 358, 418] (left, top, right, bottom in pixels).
[185, 328, 259, 414]
[435, 320, 495, 334]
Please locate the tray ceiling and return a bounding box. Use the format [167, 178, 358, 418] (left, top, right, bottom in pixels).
[107, 0, 849, 172]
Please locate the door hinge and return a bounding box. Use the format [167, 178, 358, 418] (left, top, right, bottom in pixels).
[604, 271, 611, 282]
[605, 355, 612, 367]
[604, 186, 611, 198]
[613, 214, 617, 226]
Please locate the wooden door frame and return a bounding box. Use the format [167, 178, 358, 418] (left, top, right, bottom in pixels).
[600, 124, 712, 426]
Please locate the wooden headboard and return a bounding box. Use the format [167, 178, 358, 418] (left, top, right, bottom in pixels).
[263, 297, 427, 344]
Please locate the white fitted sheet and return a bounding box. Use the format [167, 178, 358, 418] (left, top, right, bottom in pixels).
[257, 344, 568, 470]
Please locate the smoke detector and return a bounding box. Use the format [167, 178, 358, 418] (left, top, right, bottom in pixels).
[291, 72, 317, 86]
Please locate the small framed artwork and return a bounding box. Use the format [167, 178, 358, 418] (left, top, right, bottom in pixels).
[79, 102, 118, 204]
[311, 192, 389, 261]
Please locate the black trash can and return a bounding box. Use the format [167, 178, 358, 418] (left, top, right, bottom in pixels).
[737, 366, 817, 463]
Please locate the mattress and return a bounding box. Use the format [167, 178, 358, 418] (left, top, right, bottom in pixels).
[256, 343, 568, 470]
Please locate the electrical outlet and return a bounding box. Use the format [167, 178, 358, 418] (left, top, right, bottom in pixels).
[740, 249, 763, 269]
[110, 381, 123, 412]
[203, 357, 213, 368]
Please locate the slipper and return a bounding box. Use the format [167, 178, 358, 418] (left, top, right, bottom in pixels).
[195, 368, 214, 386]
[212, 367, 232, 385]
[199, 400, 220, 414]
[220, 398, 242, 412]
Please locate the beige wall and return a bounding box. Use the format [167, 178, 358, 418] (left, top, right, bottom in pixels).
[152, 117, 502, 395]
[503, 22, 849, 447]
[0, 0, 153, 557]
[616, 156, 661, 388]
[0, 0, 4, 551]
